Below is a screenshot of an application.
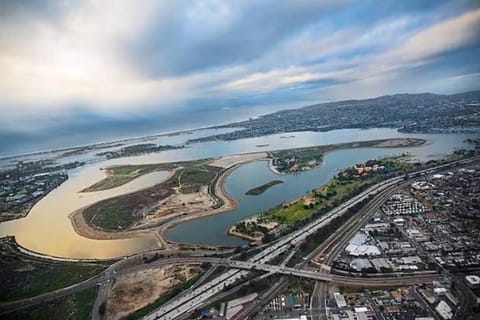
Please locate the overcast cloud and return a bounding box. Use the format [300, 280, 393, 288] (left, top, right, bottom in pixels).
[0, 0, 479, 137]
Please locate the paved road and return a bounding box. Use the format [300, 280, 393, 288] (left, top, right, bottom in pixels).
[310, 281, 327, 320]
[0, 250, 224, 315]
[145, 171, 411, 319]
[91, 281, 110, 320]
[2, 156, 478, 318]
[145, 154, 479, 319]
[307, 157, 480, 320]
[231, 277, 290, 320]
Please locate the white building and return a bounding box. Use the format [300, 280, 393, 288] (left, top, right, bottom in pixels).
[345, 244, 381, 256]
[433, 287, 448, 296]
[435, 300, 453, 320]
[333, 292, 347, 308]
[465, 275, 480, 288]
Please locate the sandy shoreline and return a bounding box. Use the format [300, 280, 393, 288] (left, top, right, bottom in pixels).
[69, 208, 164, 245]
[67, 137, 428, 247]
[68, 170, 177, 249]
[68, 154, 266, 249]
[157, 160, 251, 247]
[227, 226, 262, 242]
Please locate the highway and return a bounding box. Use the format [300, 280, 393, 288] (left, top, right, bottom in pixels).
[146, 156, 480, 319]
[307, 156, 480, 320]
[144, 172, 406, 319]
[1, 156, 477, 319]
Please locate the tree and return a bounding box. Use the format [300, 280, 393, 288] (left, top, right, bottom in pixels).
[200, 262, 212, 269]
[98, 301, 106, 316]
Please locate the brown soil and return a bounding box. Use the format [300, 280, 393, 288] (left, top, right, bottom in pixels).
[68, 208, 161, 243]
[106, 265, 201, 320]
[70, 153, 268, 247]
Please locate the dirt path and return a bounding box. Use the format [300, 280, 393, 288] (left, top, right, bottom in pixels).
[69, 153, 269, 248]
[68, 170, 176, 247]
[69, 208, 163, 246]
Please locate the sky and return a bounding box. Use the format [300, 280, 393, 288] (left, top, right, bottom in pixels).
[1, 0, 480, 154]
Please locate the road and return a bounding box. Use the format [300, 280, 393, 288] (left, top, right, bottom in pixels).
[144, 170, 409, 319]
[0, 250, 225, 315]
[145, 156, 480, 319]
[307, 179, 408, 319]
[307, 156, 480, 320]
[1, 156, 478, 319]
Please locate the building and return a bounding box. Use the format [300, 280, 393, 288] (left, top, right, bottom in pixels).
[219, 302, 226, 317]
[334, 292, 347, 308]
[465, 275, 480, 288]
[345, 244, 381, 257]
[433, 287, 448, 296]
[435, 300, 453, 320]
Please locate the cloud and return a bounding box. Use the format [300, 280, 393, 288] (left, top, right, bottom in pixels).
[385, 8, 480, 65]
[0, 0, 478, 136]
[0, 1, 191, 111]
[125, 0, 351, 76]
[219, 6, 480, 97]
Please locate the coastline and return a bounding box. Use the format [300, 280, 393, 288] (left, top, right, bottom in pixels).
[158, 160, 249, 247]
[68, 158, 253, 249]
[0, 123, 230, 161]
[227, 225, 262, 242]
[68, 207, 165, 248]
[68, 137, 429, 248]
[68, 170, 178, 249]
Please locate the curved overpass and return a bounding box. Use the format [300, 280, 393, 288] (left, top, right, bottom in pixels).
[2, 156, 478, 318]
[0, 255, 440, 315]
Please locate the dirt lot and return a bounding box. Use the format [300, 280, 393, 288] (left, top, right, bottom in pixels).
[71, 154, 261, 246]
[143, 186, 215, 225]
[210, 152, 267, 168]
[106, 265, 202, 320]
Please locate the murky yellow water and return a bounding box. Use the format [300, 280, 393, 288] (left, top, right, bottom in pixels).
[0, 165, 169, 259]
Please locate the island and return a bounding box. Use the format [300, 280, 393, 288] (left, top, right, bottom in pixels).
[77, 159, 227, 237]
[246, 180, 283, 196]
[96, 143, 183, 159]
[69, 137, 427, 246]
[270, 138, 426, 174]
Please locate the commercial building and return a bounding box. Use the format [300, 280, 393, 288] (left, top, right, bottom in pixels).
[465, 275, 480, 288]
[435, 300, 453, 320]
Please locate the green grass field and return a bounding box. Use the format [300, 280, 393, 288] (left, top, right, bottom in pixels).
[82, 160, 209, 192]
[0, 245, 105, 302]
[3, 287, 98, 320]
[82, 163, 221, 231]
[262, 177, 361, 225]
[174, 165, 222, 194]
[263, 153, 420, 225]
[266, 201, 317, 224]
[83, 163, 179, 192]
[270, 137, 426, 173]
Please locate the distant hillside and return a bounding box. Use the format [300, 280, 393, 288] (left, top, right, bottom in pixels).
[188, 91, 480, 143]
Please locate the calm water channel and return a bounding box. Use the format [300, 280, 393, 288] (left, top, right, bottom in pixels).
[0, 128, 476, 258]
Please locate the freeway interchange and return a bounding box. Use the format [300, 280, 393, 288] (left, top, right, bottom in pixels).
[146, 157, 479, 320]
[1, 155, 478, 319]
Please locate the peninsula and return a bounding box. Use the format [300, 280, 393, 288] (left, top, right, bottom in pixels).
[69, 137, 426, 247]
